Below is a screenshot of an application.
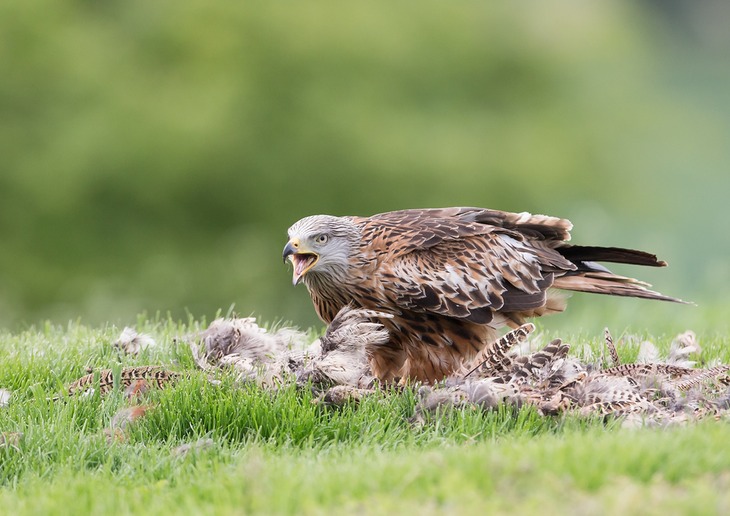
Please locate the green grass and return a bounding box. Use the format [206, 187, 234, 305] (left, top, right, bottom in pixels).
[1, 317, 729, 515]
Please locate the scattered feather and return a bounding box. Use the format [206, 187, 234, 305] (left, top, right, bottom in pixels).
[114, 327, 156, 355]
[463, 324, 534, 378]
[604, 328, 620, 367]
[124, 379, 151, 401]
[190, 306, 391, 391]
[105, 406, 153, 444]
[637, 341, 660, 364]
[57, 366, 180, 399]
[413, 328, 730, 427]
[172, 438, 215, 457]
[314, 385, 375, 407]
[0, 388, 11, 407]
[0, 432, 23, 450]
[187, 317, 311, 387]
[104, 428, 126, 444]
[297, 307, 391, 389]
[111, 405, 152, 430]
[669, 330, 701, 367]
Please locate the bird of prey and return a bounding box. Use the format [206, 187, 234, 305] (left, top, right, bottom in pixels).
[283, 207, 684, 384]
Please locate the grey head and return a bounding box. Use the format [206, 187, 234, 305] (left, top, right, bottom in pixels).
[282, 215, 360, 285]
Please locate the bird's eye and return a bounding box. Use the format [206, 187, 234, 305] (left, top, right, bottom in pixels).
[315, 234, 329, 244]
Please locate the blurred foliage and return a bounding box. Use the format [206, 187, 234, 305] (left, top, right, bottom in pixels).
[0, 0, 728, 330]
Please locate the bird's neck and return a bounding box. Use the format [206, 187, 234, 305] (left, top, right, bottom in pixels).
[303, 273, 352, 323]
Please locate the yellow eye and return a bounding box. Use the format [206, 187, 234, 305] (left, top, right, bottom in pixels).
[315, 234, 329, 244]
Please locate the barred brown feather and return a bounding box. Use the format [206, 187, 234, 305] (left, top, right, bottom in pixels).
[64, 366, 180, 397]
[464, 323, 535, 378]
[604, 328, 620, 368]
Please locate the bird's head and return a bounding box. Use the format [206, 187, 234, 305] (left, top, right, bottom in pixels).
[283, 215, 359, 286]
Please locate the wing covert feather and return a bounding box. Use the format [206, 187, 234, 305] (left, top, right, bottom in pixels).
[376, 231, 575, 323]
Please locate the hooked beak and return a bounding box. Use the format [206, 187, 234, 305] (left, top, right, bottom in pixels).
[283, 240, 319, 285]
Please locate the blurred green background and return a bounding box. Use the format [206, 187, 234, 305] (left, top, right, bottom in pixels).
[1, 1, 728, 334]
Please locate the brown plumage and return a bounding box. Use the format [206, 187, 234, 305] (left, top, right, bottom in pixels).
[604, 328, 621, 368]
[62, 366, 180, 398]
[283, 207, 685, 384]
[463, 323, 536, 378]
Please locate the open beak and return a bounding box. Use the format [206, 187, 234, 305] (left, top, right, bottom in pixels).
[283, 240, 319, 285]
